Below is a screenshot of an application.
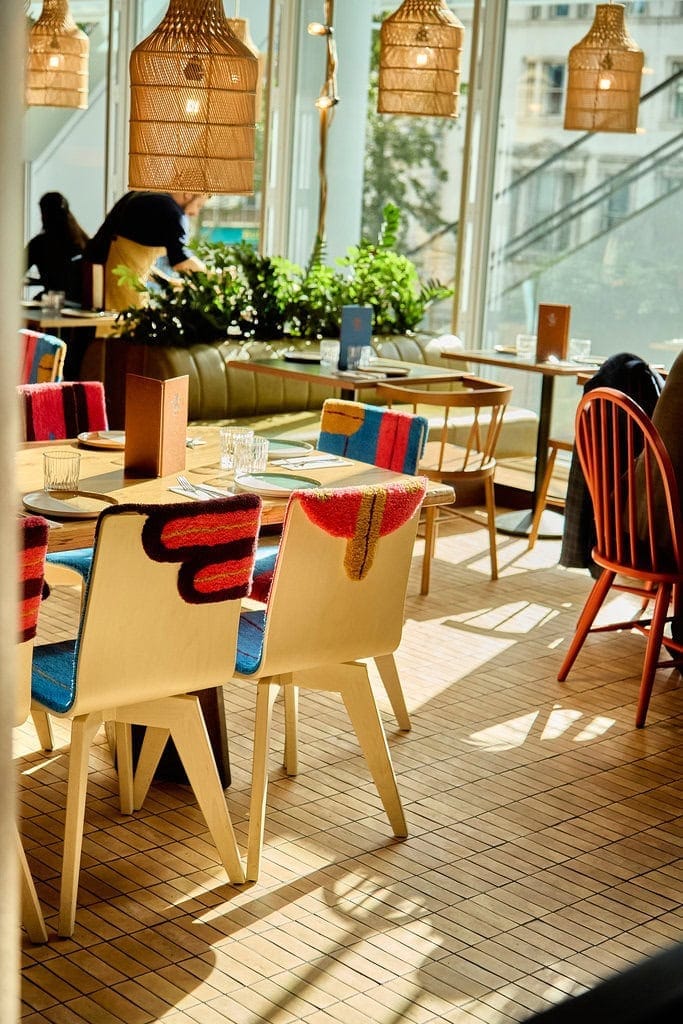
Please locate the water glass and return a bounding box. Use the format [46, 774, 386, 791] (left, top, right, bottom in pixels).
[219, 426, 254, 470]
[346, 344, 363, 370]
[233, 435, 269, 477]
[41, 290, 65, 314]
[515, 333, 536, 359]
[319, 339, 341, 371]
[359, 345, 375, 369]
[569, 338, 592, 362]
[43, 449, 80, 492]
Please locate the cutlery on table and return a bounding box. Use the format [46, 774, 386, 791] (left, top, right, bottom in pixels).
[176, 475, 231, 498]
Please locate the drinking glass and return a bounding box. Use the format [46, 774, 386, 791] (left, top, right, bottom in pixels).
[219, 426, 254, 470]
[319, 339, 341, 371]
[515, 334, 536, 359]
[569, 338, 592, 362]
[346, 345, 363, 370]
[233, 435, 269, 477]
[43, 449, 80, 492]
[41, 290, 65, 314]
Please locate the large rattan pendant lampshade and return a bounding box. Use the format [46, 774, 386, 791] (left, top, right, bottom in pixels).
[129, 0, 259, 195]
[26, 0, 89, 110]
[378, 0, 464, 118]
[564, 3, 644, 133]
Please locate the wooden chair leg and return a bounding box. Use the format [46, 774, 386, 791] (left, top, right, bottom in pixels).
[374, 653, 411, 731]
[484, 476, 499, 581]
[295, 663, 408, 838]
[636, 584, 673, 728]
[115, 722, 134, 815]
[421, 506, 438, 596]
[283, 679, 298, 776]
[558, 569, 616, 682]
[58, 713, 103, 938]
[132, 726, 171, 810]
[528, 445, 559, 550]
[31, 710, 54, 752]
[247, 680, 281, 882]
[17, 828, 47, 944]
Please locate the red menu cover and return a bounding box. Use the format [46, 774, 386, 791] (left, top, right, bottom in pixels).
[536, 304, 571, 362]
[124, 373, 188, 478]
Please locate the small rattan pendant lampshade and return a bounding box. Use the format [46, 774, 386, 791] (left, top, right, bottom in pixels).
[564, 3, 644, 133]
[227, 16, 264, 116]
[378, 0, 464, 118]
[129, 0, 259, 195]
[26, 0, 89, 110]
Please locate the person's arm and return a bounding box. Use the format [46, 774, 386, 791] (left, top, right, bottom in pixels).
[171, 255, 206, 273]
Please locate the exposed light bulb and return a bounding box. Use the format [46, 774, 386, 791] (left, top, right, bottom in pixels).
[315, 95, 338, 110]
[308, 21, 329, 36]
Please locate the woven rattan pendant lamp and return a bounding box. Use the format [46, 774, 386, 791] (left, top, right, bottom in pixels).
[378, 0, 464, 118]
[564, 2, 644, 133]
[227, 2, 264, 117]
[129, 0, 259, 195]
[26, 0, 89, 110]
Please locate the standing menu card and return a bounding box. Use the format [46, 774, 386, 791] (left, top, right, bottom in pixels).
[536, 303, 571, 362]
[124, 373, 189, 478]
[338, 305, 373, 370]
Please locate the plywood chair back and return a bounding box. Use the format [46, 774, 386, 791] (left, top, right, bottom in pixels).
[235, 478, 427, 880]
[17, 380, 107, 441]
[318, 398, 428, 473]
[377, 376, 513, 588]
[558, 387, 683, 727]
[30, 496, 261, 936]
[17, 515, 50, 943]
[19, 329, 67, 384]
[259, 479, 427, 678]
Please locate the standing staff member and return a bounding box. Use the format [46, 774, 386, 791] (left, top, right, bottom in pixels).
[85, 191, 208, 310]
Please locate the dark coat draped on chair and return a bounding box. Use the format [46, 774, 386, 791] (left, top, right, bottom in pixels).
[559, 353, 664, 572]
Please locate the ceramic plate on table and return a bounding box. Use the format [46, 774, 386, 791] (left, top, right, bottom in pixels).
[77, 430, 126, 450]
[22, 490, 118, 519]
[60, 307, 109, 318]
[282, 350, 321, 364]
[262, 437, 314, 459]
[233, 472, 320, 498]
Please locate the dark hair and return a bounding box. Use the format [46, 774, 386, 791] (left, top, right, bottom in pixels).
[39, 192, 89, 251]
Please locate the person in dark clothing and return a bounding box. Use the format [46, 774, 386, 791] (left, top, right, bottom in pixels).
[25, 192, 89, 304]
[84, 190, 208, 311]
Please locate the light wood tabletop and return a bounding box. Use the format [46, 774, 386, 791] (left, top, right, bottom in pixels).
[17, 426, 454, 552]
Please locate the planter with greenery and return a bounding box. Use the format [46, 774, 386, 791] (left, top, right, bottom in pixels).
[110, 203, 453, 347]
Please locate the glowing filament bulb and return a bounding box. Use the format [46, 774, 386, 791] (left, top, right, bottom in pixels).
[598, 74, 612, 91]
[186, 97, 200, 115]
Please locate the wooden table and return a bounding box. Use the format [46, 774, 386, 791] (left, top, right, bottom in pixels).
[227, 356, 466, 401]
[17, 427, 454, 552]
[18, 427, 453, 787]
[441, 348, 597, 538]
[22, 307, 118, 335]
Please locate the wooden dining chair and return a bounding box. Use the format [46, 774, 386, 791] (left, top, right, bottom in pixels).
[227, 477, 427, 882]
[30, 495, 261, 936]
[558, 387, 683, 727]
[376, 376, 513, 592]
[19, 329, 67, 384]
[17, 515, 51, 943]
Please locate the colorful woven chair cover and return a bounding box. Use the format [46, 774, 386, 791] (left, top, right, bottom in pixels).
[18, 380, 108, 442]
[30, 495, 261, 937]
[19, 329, 67, 384]
[17, 515, 50, 943]
[318, 398, 428, 473]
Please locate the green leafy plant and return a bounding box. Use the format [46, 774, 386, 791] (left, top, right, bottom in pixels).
[112, 204, 452, 346]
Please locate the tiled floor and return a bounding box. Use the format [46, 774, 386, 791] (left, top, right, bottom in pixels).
[19, 513, 683, 1023]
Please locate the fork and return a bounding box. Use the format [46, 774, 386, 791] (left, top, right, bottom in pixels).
[177, 475, 229, 499]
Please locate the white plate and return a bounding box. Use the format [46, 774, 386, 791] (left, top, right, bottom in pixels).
[77, 430, 126, 449]
[233, 472, 320, 498]
[60, 307, 111, 318]
[22, 490, 118, 519]
[261, 437, 314, 459]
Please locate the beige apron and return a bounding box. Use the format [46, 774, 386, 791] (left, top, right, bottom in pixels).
[104, 236, 166, 311]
